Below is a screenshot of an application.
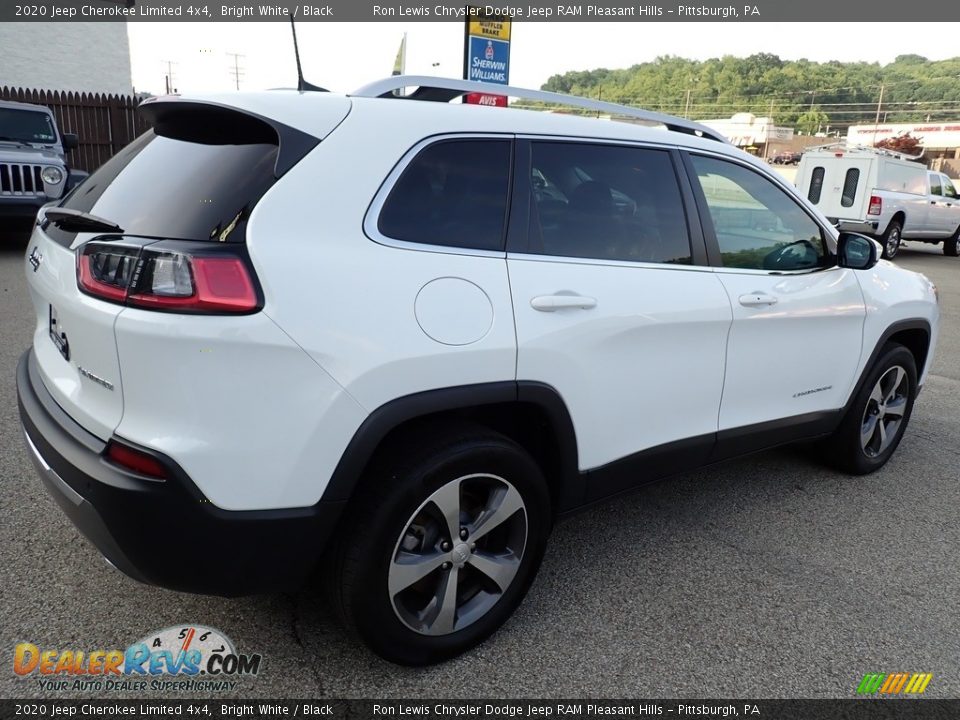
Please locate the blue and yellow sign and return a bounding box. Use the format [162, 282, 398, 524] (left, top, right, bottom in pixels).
[463, 7, 511, 106]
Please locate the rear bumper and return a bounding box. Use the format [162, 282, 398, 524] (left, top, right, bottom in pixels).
[830, 218, 880, 235]
[16, 349, 345, 596]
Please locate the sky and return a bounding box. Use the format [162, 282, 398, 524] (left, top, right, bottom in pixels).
[127, 22, 955, 97]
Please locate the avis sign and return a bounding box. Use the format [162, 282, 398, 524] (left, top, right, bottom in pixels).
[463, 8, 511, 107]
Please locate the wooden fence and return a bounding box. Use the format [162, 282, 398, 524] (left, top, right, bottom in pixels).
[0, 86, 148, 172]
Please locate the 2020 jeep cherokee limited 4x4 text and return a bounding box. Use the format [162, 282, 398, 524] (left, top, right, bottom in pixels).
[17, 77, 939, 665]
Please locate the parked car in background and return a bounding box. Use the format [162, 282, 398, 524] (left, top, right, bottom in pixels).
[17, 77, 940, 665]
[0, 99, 84, 229]
[771, 150, 802, 165]
[796, 144, 960, 258]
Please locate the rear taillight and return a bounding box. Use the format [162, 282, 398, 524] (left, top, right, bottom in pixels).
[868, 195, 882, 216]
[77, 242, 260, 314]
[105, 440, 169, 480]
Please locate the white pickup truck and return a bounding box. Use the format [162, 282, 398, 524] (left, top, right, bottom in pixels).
[796, 145, 960, 258]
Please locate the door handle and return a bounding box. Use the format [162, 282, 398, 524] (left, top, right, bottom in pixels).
[530, 294, 597, 312]
[738, 293, 778, 307]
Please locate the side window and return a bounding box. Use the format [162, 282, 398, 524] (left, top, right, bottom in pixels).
[930, 174, 942, 197]
[690, 154, 827, 271]
[527, 142, 692, 265]
[841, 168, 860, 208]
[807, 166, 825, 204]
[378, 139, 511, 251]
[943, 176, 958, 199]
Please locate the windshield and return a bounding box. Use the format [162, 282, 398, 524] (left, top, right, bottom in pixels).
[0, 108, 57, 144]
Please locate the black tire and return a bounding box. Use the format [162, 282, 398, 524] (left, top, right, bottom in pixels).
[325, 424, 551, 665]
[825, 343, 917, 475]
[944, 227, 960, 256]
[880, 221, 902, 260]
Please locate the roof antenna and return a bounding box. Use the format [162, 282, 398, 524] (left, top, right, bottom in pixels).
[290, 18, 328, 92]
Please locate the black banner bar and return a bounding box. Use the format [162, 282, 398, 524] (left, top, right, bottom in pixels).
[1, 700, 959, 720]
[1, 0, 957, 22]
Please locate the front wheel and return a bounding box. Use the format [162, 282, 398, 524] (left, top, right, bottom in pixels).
[881, 221, 902, 260]
[326, 426, 551, 665]
[825, 343, 917, 475]
[944, 227, 960, 256]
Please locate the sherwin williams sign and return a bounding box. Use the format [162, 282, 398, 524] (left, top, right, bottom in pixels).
[463, 8, 511, 107]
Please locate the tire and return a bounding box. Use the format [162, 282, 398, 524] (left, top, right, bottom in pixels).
[880, 221, 902, 260]
[825, 343, 917, 475]
[944, 227, 960, 256]
[325, 424, 551, 665]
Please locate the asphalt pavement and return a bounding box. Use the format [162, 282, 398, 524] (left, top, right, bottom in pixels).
[1, 229, 958, 699]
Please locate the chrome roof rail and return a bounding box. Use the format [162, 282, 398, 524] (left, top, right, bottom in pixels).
[351, 75, 729, 144]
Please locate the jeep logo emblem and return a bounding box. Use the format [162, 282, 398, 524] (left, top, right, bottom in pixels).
[28, 246, 42, 272]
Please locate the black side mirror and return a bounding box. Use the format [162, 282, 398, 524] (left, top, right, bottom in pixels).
[62, 133, 79, 151]
[837, 232, 880, 270]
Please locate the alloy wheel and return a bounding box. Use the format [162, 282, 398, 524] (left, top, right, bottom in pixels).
[388, 473, 528, 636]
[860, 366, 910, 458]
[886, 227, 901, 258]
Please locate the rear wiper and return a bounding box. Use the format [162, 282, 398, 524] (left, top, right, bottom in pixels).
[44, 208, 124, 234]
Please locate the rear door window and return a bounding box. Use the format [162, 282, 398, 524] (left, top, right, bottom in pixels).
[525, 142, 692, 264]
[378, 139, 512, 252]
[930, 174, 942, 196]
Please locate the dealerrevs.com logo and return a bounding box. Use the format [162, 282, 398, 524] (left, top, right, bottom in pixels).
[13, 625, 262, 693]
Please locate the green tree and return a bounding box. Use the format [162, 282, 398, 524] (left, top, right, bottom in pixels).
[796, 109, 830, 135]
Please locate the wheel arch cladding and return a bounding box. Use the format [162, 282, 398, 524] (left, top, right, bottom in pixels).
[886, 327, 930, 381]
[322, 381, 583, 514]
[849, 320, 931, 413]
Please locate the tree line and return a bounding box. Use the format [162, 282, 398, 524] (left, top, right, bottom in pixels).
[539, 54, 960, 132]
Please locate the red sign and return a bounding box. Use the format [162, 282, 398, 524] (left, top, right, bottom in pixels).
[465, 92, 507, 107]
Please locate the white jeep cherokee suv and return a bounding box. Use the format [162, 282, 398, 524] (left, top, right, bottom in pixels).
[17, 77, 939, 665]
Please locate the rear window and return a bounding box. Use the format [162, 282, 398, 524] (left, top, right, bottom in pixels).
[49, 130, 279, 244]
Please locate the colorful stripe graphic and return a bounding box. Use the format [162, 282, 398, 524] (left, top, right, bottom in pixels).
[857, 673, 932, 695]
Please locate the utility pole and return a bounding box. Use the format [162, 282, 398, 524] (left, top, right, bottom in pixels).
[763, 98, 775, 160]
[162, 60, 177, 94]
[684, 88, 692, 118]
[227, 52, 246, 91]
[873, 82, 885, 146]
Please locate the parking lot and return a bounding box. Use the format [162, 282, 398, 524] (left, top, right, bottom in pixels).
[1, 229, 958, 700]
